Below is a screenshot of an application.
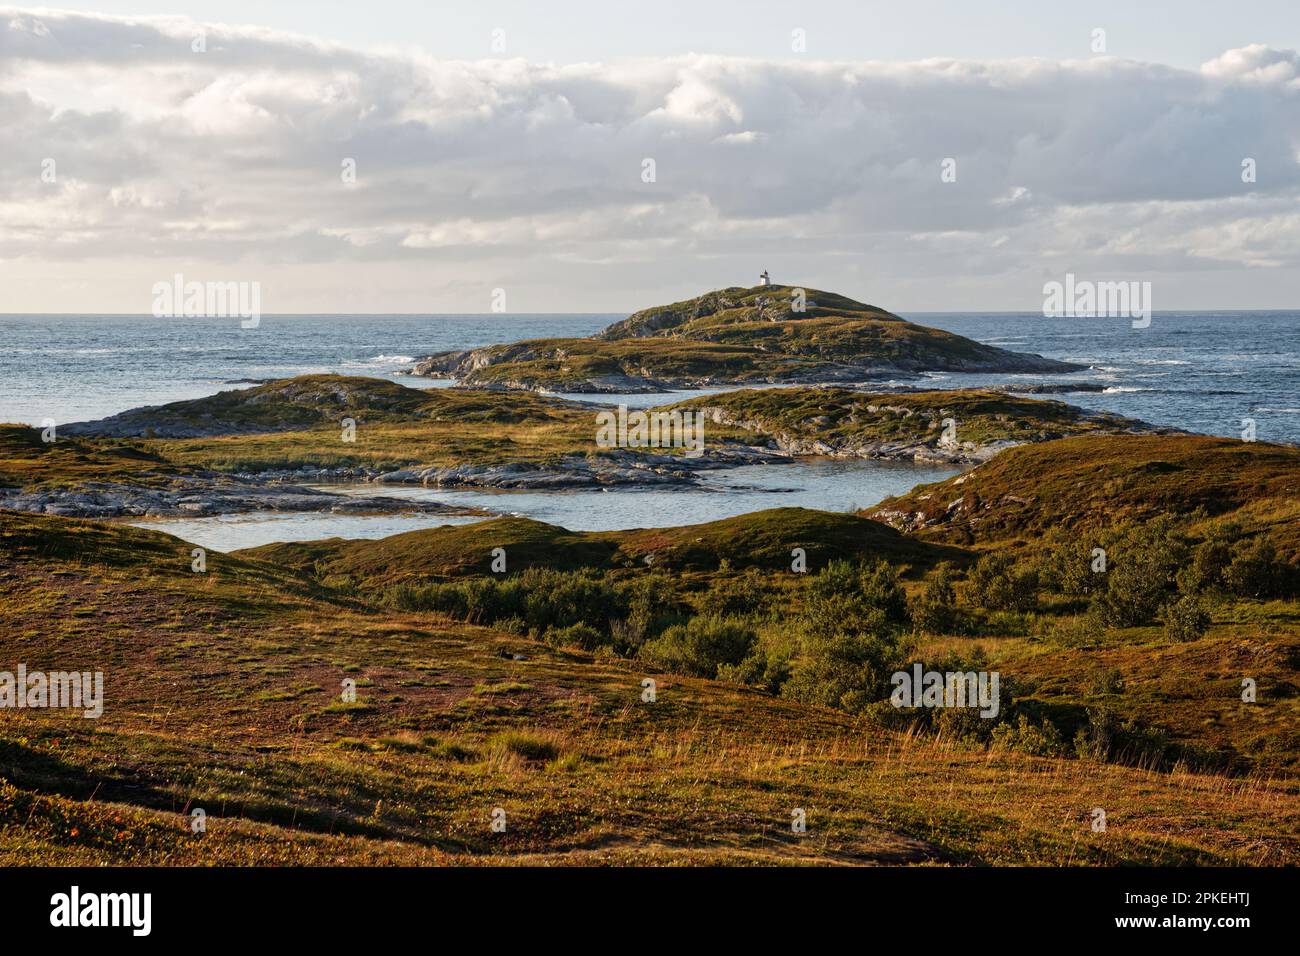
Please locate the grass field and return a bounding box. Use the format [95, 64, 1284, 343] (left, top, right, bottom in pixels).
[2, 384, 1297, 866]
[1, 499, 1296, 865]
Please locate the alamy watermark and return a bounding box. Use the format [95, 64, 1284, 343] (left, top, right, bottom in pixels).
[1043, 273, 1151, 329]
[152, 273, 261, 328]
[0, 666, 103, 718]
[595, 405, 705, 458]
[50, 886, 150, 936]
[890, 664, 1000, 718]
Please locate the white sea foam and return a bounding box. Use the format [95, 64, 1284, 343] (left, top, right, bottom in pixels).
[342, 353, 416, 368]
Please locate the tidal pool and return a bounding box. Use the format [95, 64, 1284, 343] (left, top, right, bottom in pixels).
[128, 458, 961, 552]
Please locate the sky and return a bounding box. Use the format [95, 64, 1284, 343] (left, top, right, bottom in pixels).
[2, 2, 1300, 313]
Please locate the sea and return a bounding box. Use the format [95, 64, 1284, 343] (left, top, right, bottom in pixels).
[1, 311, 1295, 550]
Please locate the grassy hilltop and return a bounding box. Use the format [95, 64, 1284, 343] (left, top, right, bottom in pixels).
[410, 285, 1082, 392]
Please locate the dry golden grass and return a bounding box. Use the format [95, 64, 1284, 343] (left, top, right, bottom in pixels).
[1, 510, 1295, 866]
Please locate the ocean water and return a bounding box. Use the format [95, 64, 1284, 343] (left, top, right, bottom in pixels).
[0, 313, 612, 427]
[2, 310, 1295, 549]
[1, 311, 1295, 442]
[902, 311, 1300, 445]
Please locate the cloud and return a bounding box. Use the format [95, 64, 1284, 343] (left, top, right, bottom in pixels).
[1, 7, 1299, 310]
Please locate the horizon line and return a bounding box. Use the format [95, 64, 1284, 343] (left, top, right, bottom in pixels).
[3, 308, 1300, 318]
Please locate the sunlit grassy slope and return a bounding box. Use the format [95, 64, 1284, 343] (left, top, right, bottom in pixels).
[868, 433, 1300, 559]
[242, 509, 960, 582]
[1, 507, 1296, 865]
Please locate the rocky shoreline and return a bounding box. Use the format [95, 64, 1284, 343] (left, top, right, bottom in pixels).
[238, 442, 790, 491]
[0, 477, 486, 520]
[8, 364, 1166, 522]
[405, 349, 1080, 394]
[0, 430, 1027, 520]
[360, 443, 790, 489]
[0, 444, 796, 519]
[6, 404, 1123, 519]
[689, 406, 1020, 464]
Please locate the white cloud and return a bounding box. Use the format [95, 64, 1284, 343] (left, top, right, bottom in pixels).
[1, 7, 1299, 311]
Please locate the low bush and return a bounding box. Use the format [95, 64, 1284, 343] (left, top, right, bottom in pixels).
[781, 628, 910, 713]
[639, 613, 757, 679]
[967, 553, 1037, 613]
[912, 562, 960, 635]
[543, 622, 605, 650]
[1163, 594, 1211, 642]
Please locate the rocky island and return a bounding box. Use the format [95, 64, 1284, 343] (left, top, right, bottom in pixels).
[1, 375, 1160, 517]
[671, 386, 1161, 464]
[409, 284, 1084, 393]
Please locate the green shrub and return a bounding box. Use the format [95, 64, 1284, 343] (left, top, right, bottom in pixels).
[858, 560, 911, 627]
[381, 567, 624, 633]
[1090, 518, 1189, 627]
[1073, 706, 1119, 761]
[967, 553, 1037, 612]
[781, 628, 909, 714]
[912, 562, 960, 635]
[518, 567, 622, 632]
[1078, 709, 1177, 769]
[809, 559, 859, 600]
[608, 617, 647, 655]
[460, 577, 518, 624]
[639, 613, 757, 679]
[1221, 537, 1294, 599]
[1043, 613, 1105, 649]
[801, 593, 891, 644]
[615, 574, 689, 650]
[495, 615, 529, 636]
[716, 646, 791, 692]
[933, 706, 999, 747]
[804, 559, 911, 637]
[1037, 530, 1104, 597]
[543, 622, 605, 650]
[708, 568, 772, 616]
[1163, 594, 1210, 642]
[1178, 535, 1234, 594]
[990, 714, 1069, 757]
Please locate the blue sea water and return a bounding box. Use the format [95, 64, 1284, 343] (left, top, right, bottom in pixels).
[0, 313, 611, 427]
[1, 310, 1294, 548]
[903, 311, 1300, 446]
[1, 311, 1295, 442]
